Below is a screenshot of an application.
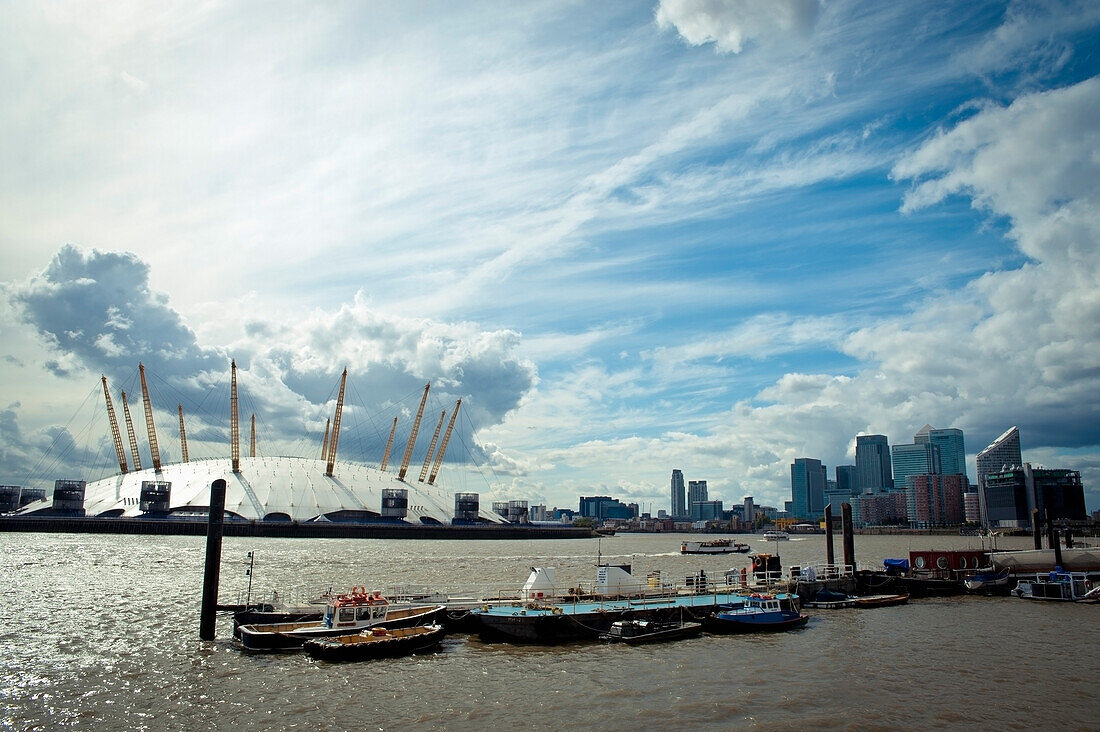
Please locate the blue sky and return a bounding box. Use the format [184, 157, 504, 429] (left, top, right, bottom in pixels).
[2, 0, 1099, 514]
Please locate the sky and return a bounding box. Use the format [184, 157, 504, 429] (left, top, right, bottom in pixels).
[2, 0, 1099, 515]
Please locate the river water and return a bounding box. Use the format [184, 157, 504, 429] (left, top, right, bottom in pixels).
[1, 531, 1096, 731]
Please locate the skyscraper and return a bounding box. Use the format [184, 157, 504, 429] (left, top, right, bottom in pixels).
[670, 469, 686, 519]
[891, 442, 941, 493]
[855, 434, 893, 493]
[915, 425, 966, 477]
[835, 465, 857, 495]
[976, 426, 1022, 526]
[790, 458, 826, 519]
[687, 480, 709, 521]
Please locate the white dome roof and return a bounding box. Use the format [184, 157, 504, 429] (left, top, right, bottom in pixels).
[75, 456, 504, 525]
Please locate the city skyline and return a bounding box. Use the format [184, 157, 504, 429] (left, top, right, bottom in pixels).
[1, 2, 1098, 514]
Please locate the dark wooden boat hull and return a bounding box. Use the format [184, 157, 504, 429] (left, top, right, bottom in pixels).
[606, 622, 703, 644]
[304, 625, 446, 662]
[238, 604, 445, 651]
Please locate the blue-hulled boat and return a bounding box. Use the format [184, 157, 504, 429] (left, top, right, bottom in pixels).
[704, 593, 809, 633]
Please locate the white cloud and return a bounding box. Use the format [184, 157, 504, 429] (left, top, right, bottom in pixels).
[655, 0, 821, 54]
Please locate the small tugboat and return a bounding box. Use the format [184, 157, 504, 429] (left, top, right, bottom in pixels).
[238, 588, 445, 651]
[681, 539, 751, 555]
[303, 624, 446, 662]
[601, 618, 703, 645]
[704, 593, 808, 633]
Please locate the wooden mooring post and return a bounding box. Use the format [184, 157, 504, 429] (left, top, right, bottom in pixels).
[199, 478, 227, 640]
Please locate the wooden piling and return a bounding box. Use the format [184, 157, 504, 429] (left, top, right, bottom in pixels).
[1032, 509, 1041, 550]
[824, 503, 835, 567]
[841, 502, 855, 571]
[199, 478, 227, 640]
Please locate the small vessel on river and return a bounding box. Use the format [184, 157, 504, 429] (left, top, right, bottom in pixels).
[237, 588, 445, 650]
[303, 624, 446, 662]
[681, 539, 751, 555]
[762, 531, 789, 541]
[602, 618, 703, 644]
[1012, 570, 1097, 602]
[704, 593, 808, 633]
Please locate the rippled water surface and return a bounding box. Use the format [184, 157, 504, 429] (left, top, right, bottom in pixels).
[2, 532, 1096, 730]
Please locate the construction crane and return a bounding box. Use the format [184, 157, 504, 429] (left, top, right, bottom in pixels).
[101, 376, 128, 474]
[428, 399, 461, 485]
[397, 384, 430, 481]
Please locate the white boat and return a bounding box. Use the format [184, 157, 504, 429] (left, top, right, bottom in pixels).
[1012, 570, 1097, 602]
[762, 531, 789, 541]
[680, 539, 751, 555]
[237, 588, 445, 650]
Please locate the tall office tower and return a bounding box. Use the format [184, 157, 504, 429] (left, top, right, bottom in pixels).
[687, 480, 708, 521]
[975, 426, 1022, 526]
[790, 458, 826, 519]
[836, 465, 857, 495]
[670, 469, 686, 519]
[914, 425, 966, 477]
[855, 434, 893, 493]
[891, 442, 941, 492]
[743, 496, 755, 525]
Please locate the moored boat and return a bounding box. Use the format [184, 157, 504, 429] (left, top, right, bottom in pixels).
[963, 567, 1013, 595]
[303, 624, 446, 662]
[237, 588, 445, 650]
[601, 618, 703, 644]
[704, 593, 808, 633]
[1012, 570, 1096, 602]
[681, 539, 751, 555]
[762, 531, 789, 541]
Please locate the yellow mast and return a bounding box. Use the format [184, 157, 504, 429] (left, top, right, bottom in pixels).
[419, 410, 446, 483]
[250, 413, 256, 458]
[380, 417, 397, 471]
[398, 384, 430, 481]
[321, 418, 331, 461]
[178, 405, 189, 463]
[101, 376, 128, 474]
[231, 360, 240, 473]
[139, 363, 161, 472]
[428, 399, 461, 485]
[325, 368, 347, 476]
[120, 390, 142, 471]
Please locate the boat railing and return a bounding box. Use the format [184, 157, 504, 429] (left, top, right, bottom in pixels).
[786, 563, 855, 582]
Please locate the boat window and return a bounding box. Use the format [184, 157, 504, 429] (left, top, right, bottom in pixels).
[915, 556, 926, 569]
[972, 557, 980, 568]
[339, 608, 356, 623]
[958, 557, 967, 569]
[936, 557, 948, 569]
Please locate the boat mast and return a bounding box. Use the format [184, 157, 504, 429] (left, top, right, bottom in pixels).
[397, 383, 429, 481]
[231, 359, 240, 473]
[418, 410, 446, 483]
[380, 416, 398, 471]
[325, 368, 347, 476]
[120, 390, 143, 471]
[178, 405, 189, 463]
[101, 376, 129, 474]
[139, 363, 161, 472]
[428, 399, 460, 485]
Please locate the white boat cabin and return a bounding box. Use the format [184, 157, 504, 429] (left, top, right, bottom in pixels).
[323, 588, 390, 628]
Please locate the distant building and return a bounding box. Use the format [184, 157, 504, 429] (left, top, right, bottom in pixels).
[963, 491, 980, 523]
[835, 465, 857, 495]
[854, 491, 907, 527]
[688, 480, 708, 508]
[529, 504, 549, 522]
[743, 496, 755, 525]
[976, 427, 1023, 526]
[579, 495, 634, 521]
[915, 425, 966, 477]
[892, 442, 941, 493]
[908, 474, 967, 526]
[790, 458, 826, 519]
[670, 469, 686, 519]
[856, 435, 893, 492]
[984, 464, 1086, 528]
[692, 499, 723, 522]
